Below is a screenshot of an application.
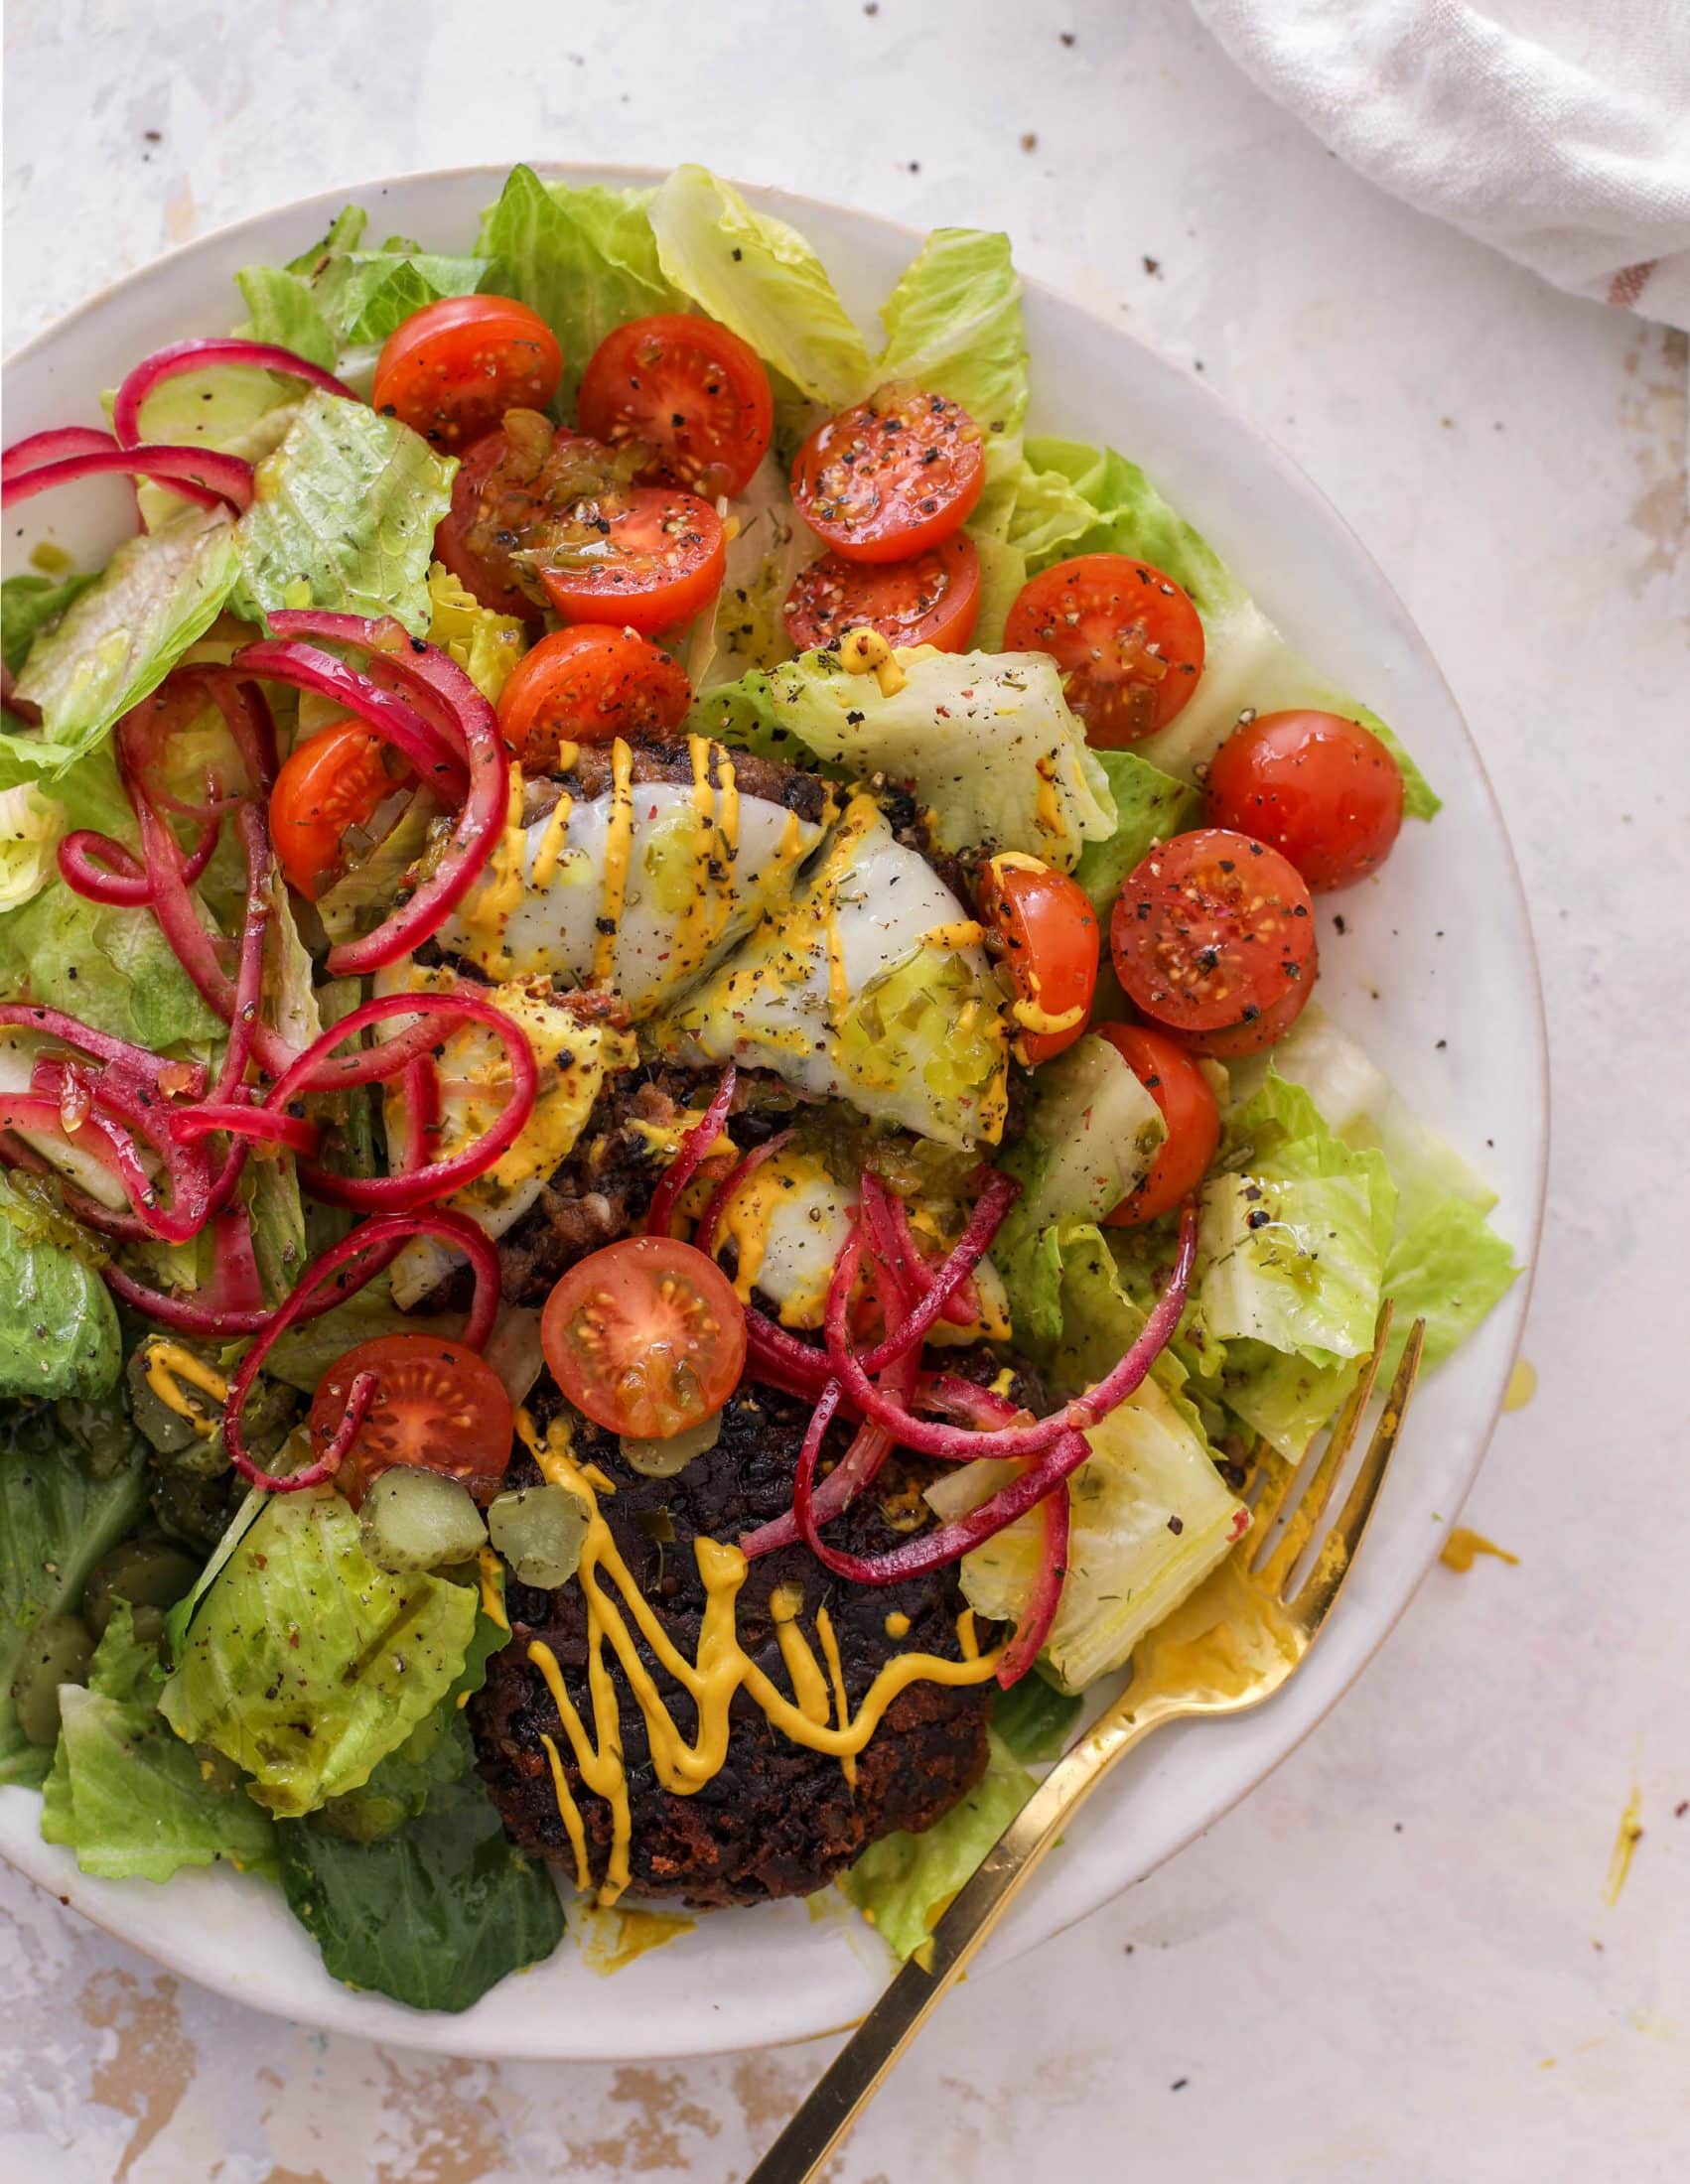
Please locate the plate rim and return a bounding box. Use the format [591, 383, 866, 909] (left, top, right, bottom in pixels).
[0, 159, 1549, 2060]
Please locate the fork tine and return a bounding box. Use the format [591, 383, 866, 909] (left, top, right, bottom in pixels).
[1287, 1318, 1426, 1625]
[1252, 1301, 1395, 1594]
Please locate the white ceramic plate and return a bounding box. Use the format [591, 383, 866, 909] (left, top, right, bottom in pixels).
[0, 165, 1547, 2060]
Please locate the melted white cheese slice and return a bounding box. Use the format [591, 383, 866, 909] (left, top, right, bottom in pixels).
[435, 739, 828, 1021]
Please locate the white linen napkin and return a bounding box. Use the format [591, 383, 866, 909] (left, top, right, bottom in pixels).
[1190, 0, 1690, 329]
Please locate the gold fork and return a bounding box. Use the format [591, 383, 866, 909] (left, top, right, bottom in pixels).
[749, 1308, 1426, 2184]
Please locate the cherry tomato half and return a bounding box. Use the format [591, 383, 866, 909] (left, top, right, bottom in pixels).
[1109, 827, 1317, 1038]
[792, 383, 984, 564]
[537, 485, 726, 635]
[542, 1236, 747, 1440]
[309, 1334, 514, 1508]
[1170, 943, 1319, 1056]
[578, 313, 773, 499]
[783, 532, 981, 655]
[1095, 1023, 1220, 1227]
[1203, 709, 1404, 892]
[434, 428, 547, 621]
[372, 295, 563, 452]
[976, 855, 1100, 1067]
[496, 625, 692, 767]
[269, 719, 395, 899]
[1005, 553, 1205, 747]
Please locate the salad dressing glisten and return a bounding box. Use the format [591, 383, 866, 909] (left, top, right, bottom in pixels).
[515, 1410, 999, 1904]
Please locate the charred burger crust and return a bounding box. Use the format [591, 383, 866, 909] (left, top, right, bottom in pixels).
[469, 1382, 999, 1906]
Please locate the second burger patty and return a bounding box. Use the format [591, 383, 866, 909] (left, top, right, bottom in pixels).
[469, 1382, 998, 1907]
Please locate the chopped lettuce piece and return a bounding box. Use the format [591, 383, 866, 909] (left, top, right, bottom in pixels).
[159, 1489, 479, 1818]
[238, 206, 490, 385]
[693, 453, 817, 690]
[970, 530, 1028, 651]
[1006, 436, 1437, 817]
[1071, 748, 1202, 915]
[874, 227, 1027, 531]
[1379, 1201, 1520, 1374]
[40, 1605, 278, 1883]
[233, 391, 455, 636]
[12, 509, 240, 767]
[425, 562, 527, 703]
[754, 646, 1116, 870]
[650, 165, 873, 410]
[839, 1729, 1033, 1963]
[275, 1711, 563, 2011]
[928, 1373, 1245, 1693]
[1197, 1170, 1386, 1366]
[479, 165, 678, 405]
[0, 863, 223, 1050]
[0, 1170, 122, 1400]
[0, 780, 66, 912]
[655, 793, 1009, 1151]
[990, 1672, 1083, 1764]
[1228, 1009, 1496, 1224]
[3, 569, 102, 678]
[993, 1035, 1166, 1340]
[0, 1426, 145, 1785]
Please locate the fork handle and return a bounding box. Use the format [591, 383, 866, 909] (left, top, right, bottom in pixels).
[747, 1699, 1174, 2183]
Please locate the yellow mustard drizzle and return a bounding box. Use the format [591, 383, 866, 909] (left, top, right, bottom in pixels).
[142, 1341, 227, 1436]
[813, 1606, 857, 1790]
[883, 1610, 912, 1640]
[838, 626, 908, 698]
[1033, 755, 1062, 843]
[921, 920, 987, 951]
[581, 1461, 619, 1496]
[771, 1583, 831, 1725]
[515, 1410, 1000, 1904]
[477, 1547, 510, 1631]
[955, 1607, 980, 1662]
[591, 738, 636, 989]
[531, 789, 574, 889]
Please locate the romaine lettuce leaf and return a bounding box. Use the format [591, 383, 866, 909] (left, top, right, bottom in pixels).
[0, 1170, 121, 1400]
[0, 866, 223, 1050]
[874, 227, 1027, 532]
[692, 454, 817, 691]
[1380, 1200, 1520, 1374]
[649, 165, 872, 410]
[40, 1604, 278, 1883]
[1197, 1170, 1384, 1364]
[839, 1729, 1033, 1963]
[275, 1711, 563, 2011]
[1070, 747, 1202, 915]
[425, 562, 527, 704]
[1007, 436, 1437, 817]
[927, 1372, 1245, 1694]
[3, 569, 102, 678]
[238, 205, 490, 386]
[0, 780, 66, 913]
[479, 166, 678, 405]
[0, 1423, 145, 1785]
[755, 646, 1116, 869]
[990, 1671, 1082, 1764]
[232, 391, 456, 636]
[992, 1036, 1166, 1341]
[159, 1489, 479, 1818]
[11, 508, 240, 767]
[1228, 1009, 1496, 1225]
[971, 531, 1028, 651]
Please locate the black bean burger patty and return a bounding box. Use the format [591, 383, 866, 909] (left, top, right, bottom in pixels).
[469, 1383, 998, 1906]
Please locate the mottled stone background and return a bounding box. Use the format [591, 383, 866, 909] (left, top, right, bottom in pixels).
[3, 2, 1686, 2177]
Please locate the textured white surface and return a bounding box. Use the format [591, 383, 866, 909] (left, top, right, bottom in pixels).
[2, 2, 1686, 2178]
